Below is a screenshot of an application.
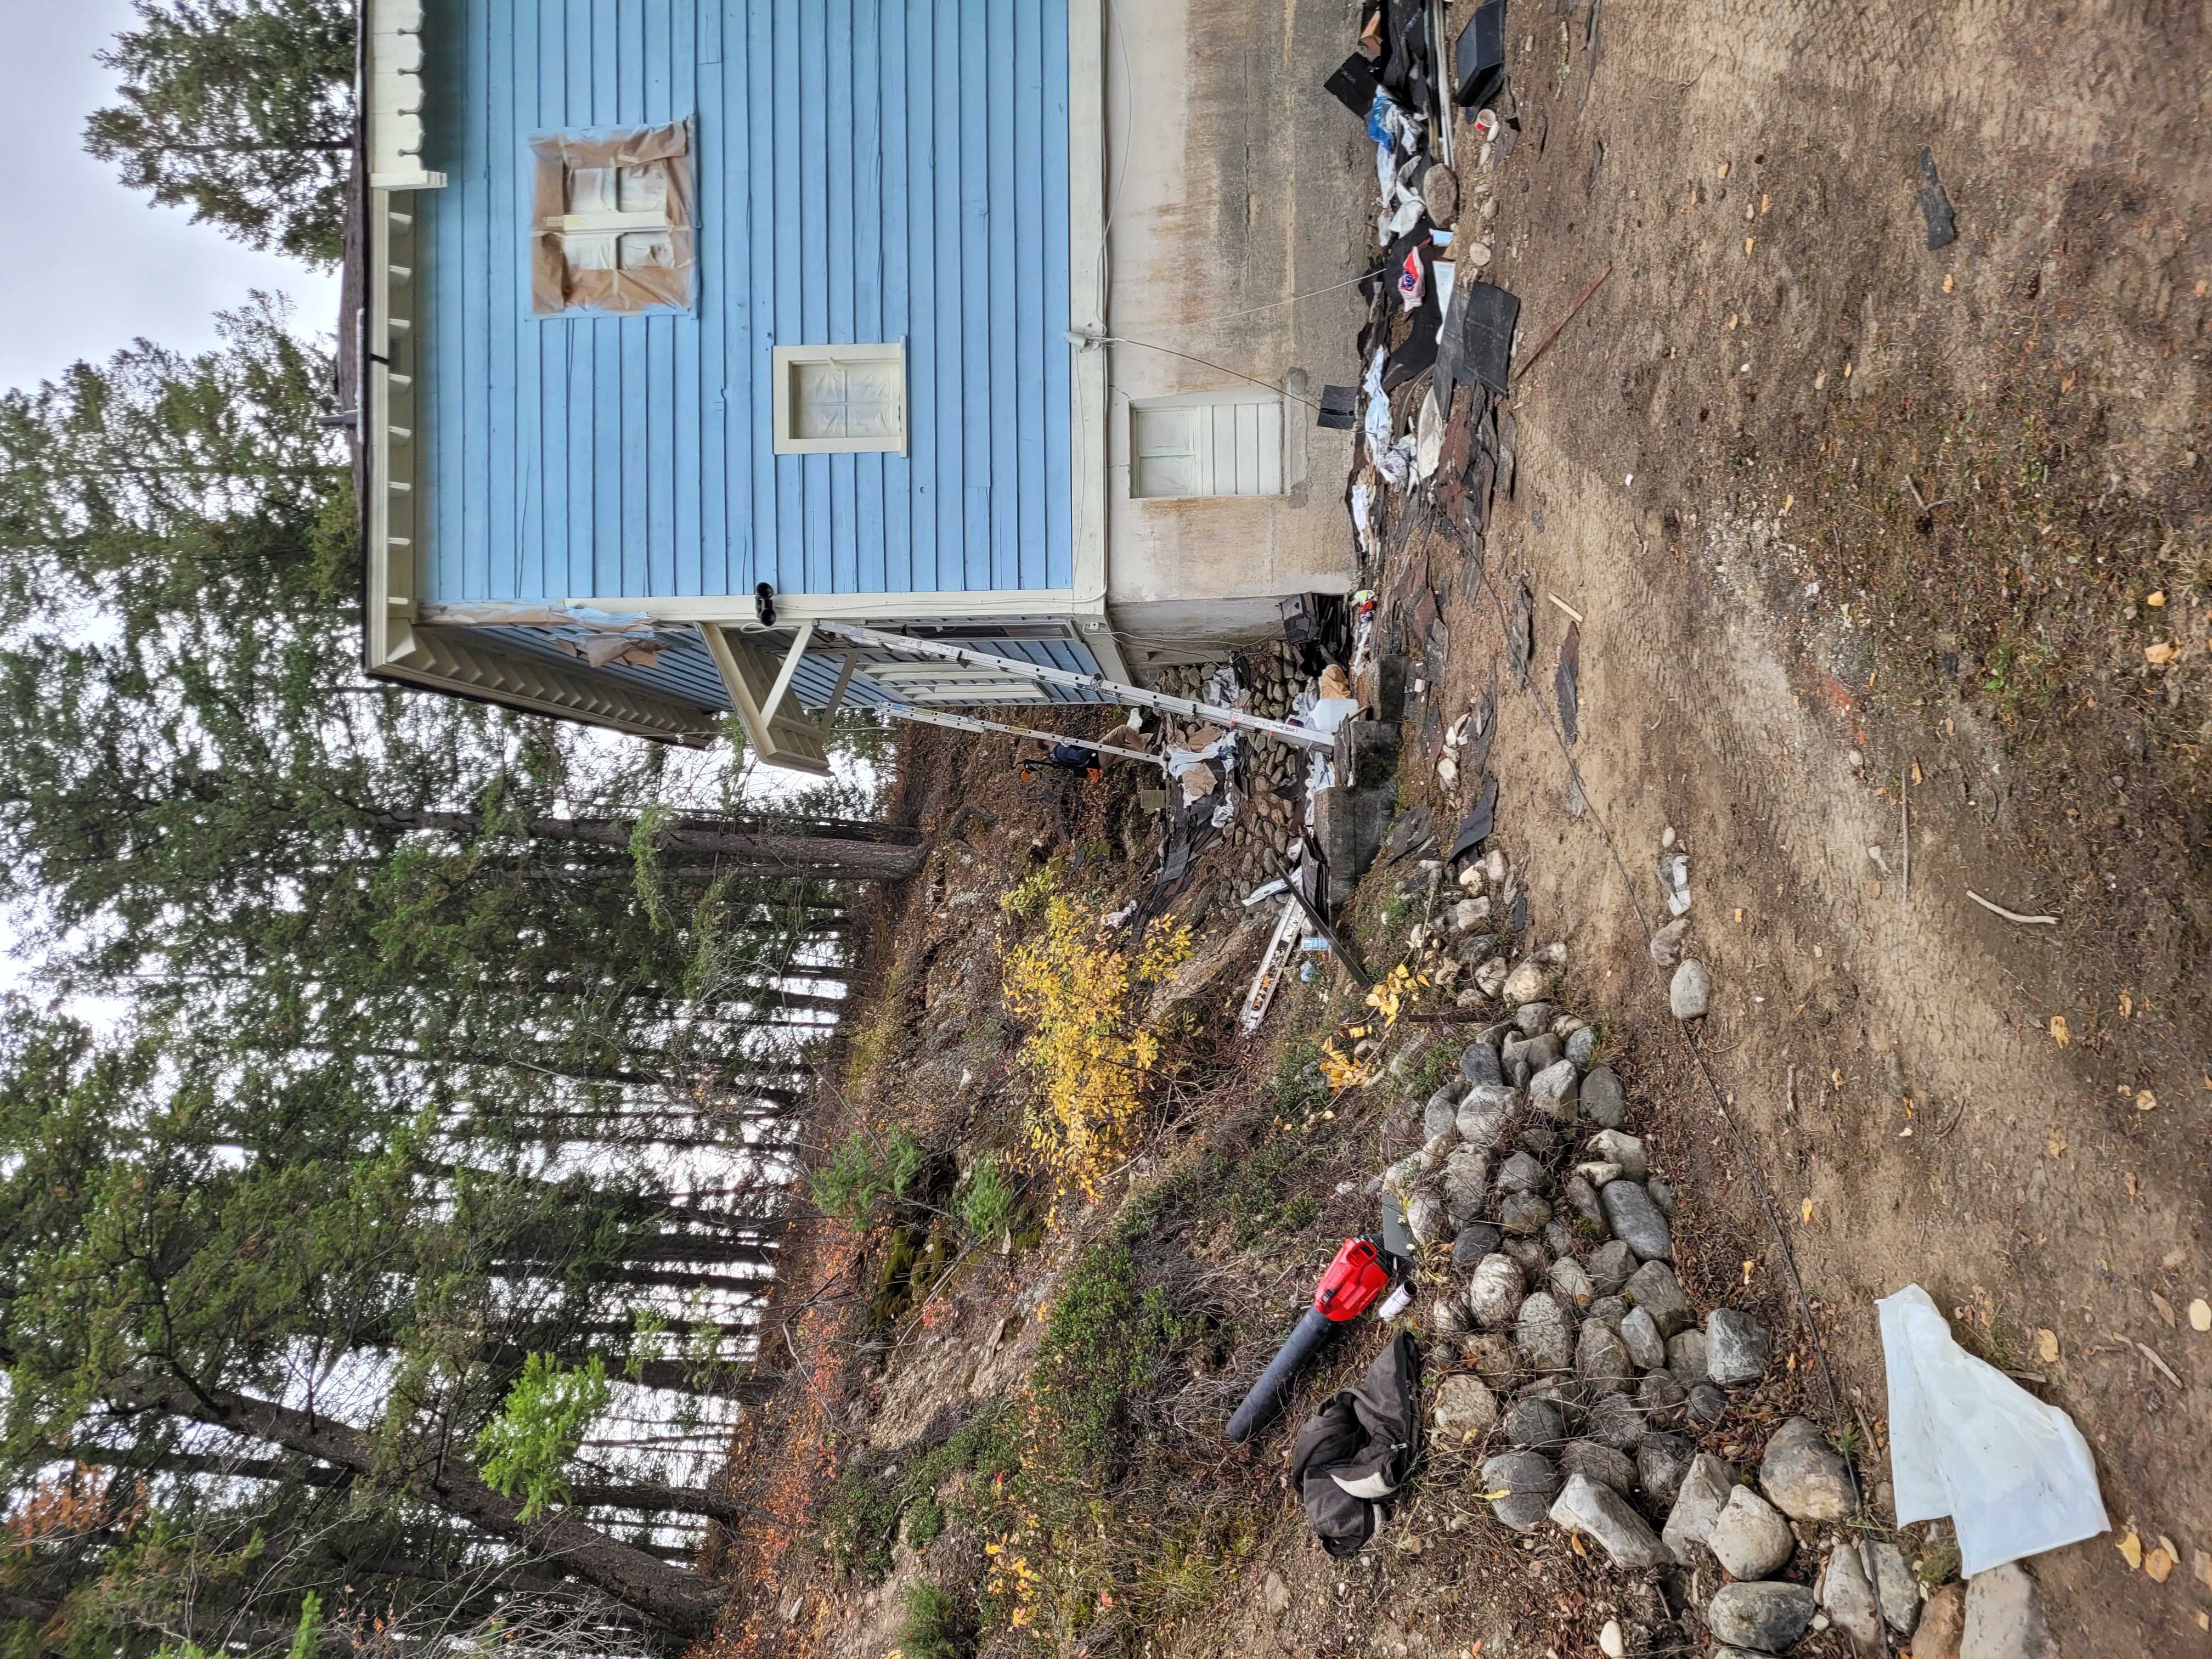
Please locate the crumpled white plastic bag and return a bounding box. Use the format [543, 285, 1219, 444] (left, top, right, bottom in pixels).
[1876, 1284, 2109, 1577]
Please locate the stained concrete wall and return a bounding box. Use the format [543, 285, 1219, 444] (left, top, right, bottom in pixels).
[1099, 0, 1370, 673]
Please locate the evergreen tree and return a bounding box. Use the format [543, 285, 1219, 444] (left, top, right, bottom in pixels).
[83, 0, 357, 267]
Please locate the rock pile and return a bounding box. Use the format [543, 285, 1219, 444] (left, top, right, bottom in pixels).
[1383, 960, 1925, 1656]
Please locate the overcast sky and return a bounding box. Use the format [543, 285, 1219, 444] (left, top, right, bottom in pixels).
[0, 0, 341, 396]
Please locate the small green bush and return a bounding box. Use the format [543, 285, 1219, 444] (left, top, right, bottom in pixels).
[904, 1494, 944, 1549]
[955, 1154, 1016, 1242]
[810, 1126, 926, 1228]
[898, 1584, 968, 1659]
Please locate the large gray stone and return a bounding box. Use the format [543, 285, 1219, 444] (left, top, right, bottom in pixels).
[1528, 1059, 1582, 1121]
[1559, 1438, 1635, 1497]
[1759, 1416, 1855, 1522]
[1670, 958, 1712, 1019]
[1637, 1365, 1689, 1429]
[1451, 1224, 1502, 1271]
[1707, 1486, 1796, 1580]
[1443, 1149, 1491, 1227]
[1516, 1291, 1576, 1372]
[1619, 1305, 1667, 1370]
[1560, 1173, 1607, 1232]
[1565, 1024, 1598, 1069]
[1495, 1150, 1548, 1194]
[1635, 1432, 1695, 1503]
[1502, 1234, 1549, 1279]
[1583, 1390, 1644, 1452]
[1819, 1543, 1881, 1652]
[1588, 1240, 1637, 1297]
[1500, 1192, 1553, 1235]
[1648, 915, 1689, 967]
[1548, 1472, 1674, 1569]
[1687, 1381, 1728, 1424]
[1459, 1330, 1518, 1388]
[1431, 1373, 1500, 1442]
[1585, 1128, 1647, 1179]
[1585, 1293, 1630, 1332]
[1961, 1564, 2056, 1659]
[1468, 1253, 1525, 1328]
[1459, 1042, 1503, 1086]
[1423, 1081, 1466, 1138]
[1659, 1452, 1739, 1560]
[1868, 1539, 1920, 1636]
[1548, 1254, 1595, 1311]
[1579, 1064, 1626, 1127]
[1665, 1328, 1708, 1385]
[1513, 1000, 1554, 1035]
[1624, 1259, 1691, 1335]
[1502, 1394, 1564, 1449]
[1599, 1180, 1674, 1261]
[1706, 1582, 1815, 1654]
[1706, 1308, 1772, 1386]
[1404, 1190, 1445, 1246]
[1457, 1084, 1516, 1146]
[1575, 1317, 1635, 1394]
[1480, 1450, 1560, 1534]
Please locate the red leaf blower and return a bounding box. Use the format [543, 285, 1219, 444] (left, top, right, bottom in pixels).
[1224, 1235, 1412, 1442]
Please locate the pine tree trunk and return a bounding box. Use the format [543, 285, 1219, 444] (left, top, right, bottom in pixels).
[372, 810, 926, 883]
[106, 1374, 726, 1633]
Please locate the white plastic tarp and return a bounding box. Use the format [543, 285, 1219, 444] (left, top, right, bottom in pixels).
[1876, 1284, 2109, 1577]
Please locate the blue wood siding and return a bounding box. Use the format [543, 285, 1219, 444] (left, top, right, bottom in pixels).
[416, 0, 1073, 604]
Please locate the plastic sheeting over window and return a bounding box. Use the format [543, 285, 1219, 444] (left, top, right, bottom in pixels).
[527, 120, 695, 317]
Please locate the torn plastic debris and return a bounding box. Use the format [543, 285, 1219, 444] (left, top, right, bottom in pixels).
[1877, 1284, 2109, 1576]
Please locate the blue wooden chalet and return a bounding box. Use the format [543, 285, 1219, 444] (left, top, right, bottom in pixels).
[357, 0, 1360, 772]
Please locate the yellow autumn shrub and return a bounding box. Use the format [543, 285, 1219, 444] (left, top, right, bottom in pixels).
[1001, 882, 1190, 1199]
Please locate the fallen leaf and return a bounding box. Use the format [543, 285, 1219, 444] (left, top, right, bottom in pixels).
[2148, 590, 2168, 607]
[2194, 1548, 2212, 1590]
[2125, 1171, 2141, 1199]
[2121, 1531, 2143, 1570]
[2146, 640, 2181, 665]
[1746, 235, 1756, 255]
[1742, 1259, 1757, 1284]
[2037, 1328, 2060, 1363]
[1801, 1199, 1814, 1223]
[2047, 1133, 2067, 1157]
[2051, 1015, 2070, 1047]
[1567, 1531, 1585, 1558]
[2147, 1547, 2175, 1583]
[2151, 1292, 2176, 1327]
[1911, 760, 1923, 785]
[1832, 1068, 1844, 1086]
[2191, 1299, 2211, 1333]
[1781, 493, 1793, 515]
[1718, 161, 1730, 178]
[2119, 991, 2134, 1018]
[1944, 272, 1956, 293]
[2136, 1090, 2157, 1111]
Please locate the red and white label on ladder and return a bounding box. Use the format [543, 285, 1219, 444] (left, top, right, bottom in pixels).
[1238, 895, 1307, 1036]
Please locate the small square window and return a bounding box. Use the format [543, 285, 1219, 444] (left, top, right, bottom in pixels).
[528, 120, 695, 318]
[772, 343, 907, 456]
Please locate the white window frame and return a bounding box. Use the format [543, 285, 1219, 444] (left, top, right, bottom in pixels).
[1126, 389, 1286, 500]
[771, 342, 909, 457]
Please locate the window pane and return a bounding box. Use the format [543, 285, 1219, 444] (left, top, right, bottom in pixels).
[843, 362, 901, 436]
[617, 230, 674, 269]
[567, 167, 616, 214]
[562, 231, 619, 271]
[616, 163, 669, 215]
[793, 362, 848, 439]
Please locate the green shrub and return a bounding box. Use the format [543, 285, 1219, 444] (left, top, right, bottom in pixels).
[810, 1126, 926, 1228]
[1031, 1239, 1184, 1482]
[955, 1154, 1016, 1242]
[905, 1494, 945, 1549]
[898, 1584, 968, 1659]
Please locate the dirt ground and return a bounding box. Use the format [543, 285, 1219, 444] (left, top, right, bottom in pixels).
[707, 3, 2212, 1657]
[1426, 0, 2211, 1650]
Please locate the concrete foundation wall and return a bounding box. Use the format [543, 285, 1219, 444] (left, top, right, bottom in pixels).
[1099, 0, 1369, 672]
